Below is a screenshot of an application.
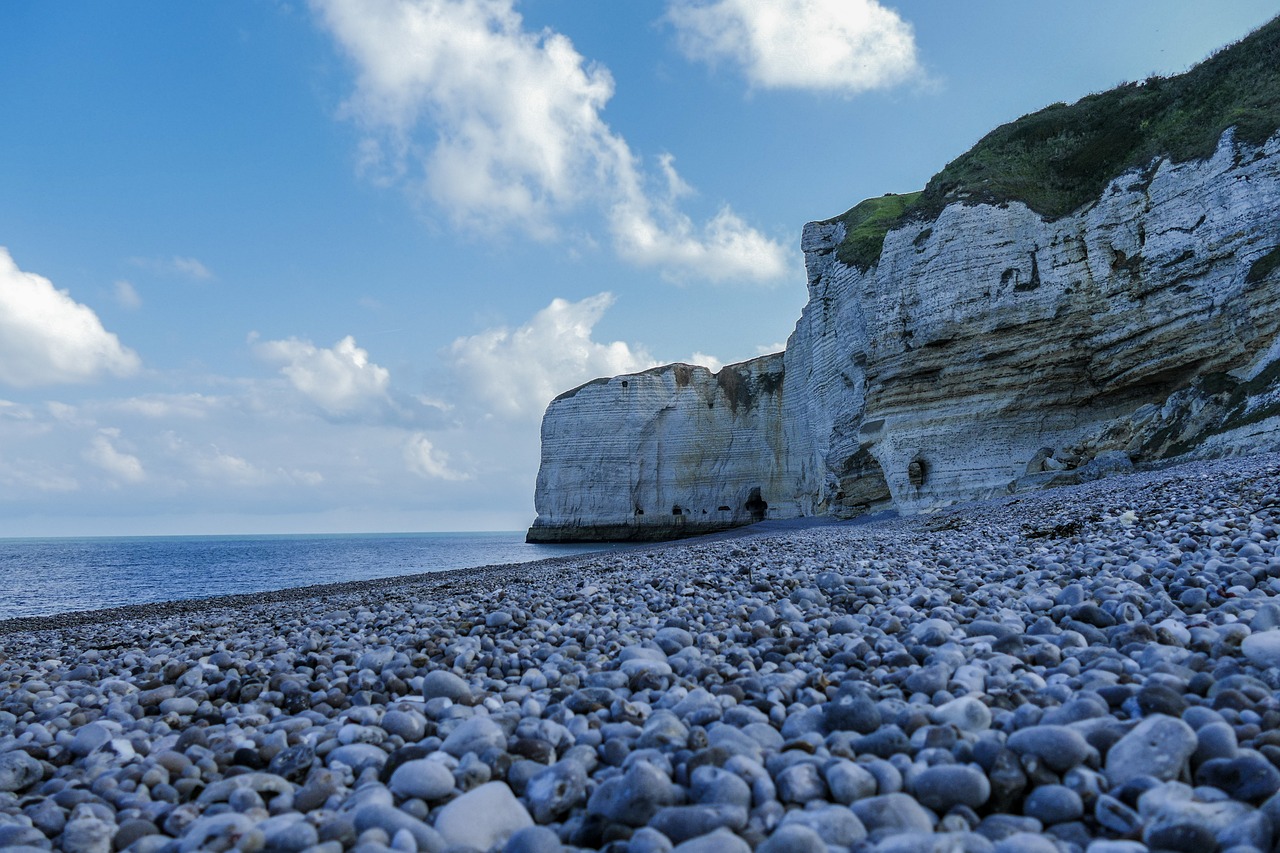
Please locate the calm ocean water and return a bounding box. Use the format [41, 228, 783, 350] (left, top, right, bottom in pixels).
[0, 532, 627, 621]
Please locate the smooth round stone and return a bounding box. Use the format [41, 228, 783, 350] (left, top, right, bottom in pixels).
[993, 832, 1058, 853]
[1241, 630, 1280, 669]
[1143, 820, 1216, 852]
[775, 762, 827, 804]
[655, 627, 694, 654]
[823, 691, 881, 734]
[874, 832, 996, 853]
[1137, 684, 1187, 717]
[486, 611, 513, 628]
[0, 750, 44, 793]
[353, 802, 443, 851]
[825, 759, 878, 804]
[587, 761, 680, 826]
[913, 765, 991, 811]
[422, 670, 472, 704]
[382, 710, 427, 742]
[1083, 842, 1147, 853]
[441, 716, 506, 758]
[758, 824, 826, 853]
[1106, 715, 1197, 786]
[1193, 721, 1239, 764]
[690, 766, 751, 809]
[1007, 726, 1094, 773]
[526, 760, 589, 822]
[504, 825, 563, 853]
[1194, 753, 1280, 801]
[268, 743, 316, 783]
[1217, 810, 1273, 849]
[647, 804, 748, 844]
[1023, 784, 1083, 824]
[0, 825, 50, 849]
[931, 697, 992, 732]
[850, 793, 935, 835]
[326, 743, 388, 774]
[261, 818, 319, 853]
[628, 827, 676, 853]
[159, 696, 199, 716]
[904, 665, 950, 696]
[389, 758, 455, 801]
[778, 804, 867, 847]
[671, 828, 750, 853]
[112, 819, 159, 850]
[69, 722, 114, 757]
[434, 782, 532, 851]
[62, 815, 117, 853]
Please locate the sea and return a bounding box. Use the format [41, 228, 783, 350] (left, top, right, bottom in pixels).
[0, 532, 629, 621]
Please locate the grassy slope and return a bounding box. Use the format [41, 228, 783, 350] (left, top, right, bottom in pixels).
[829, 15, 1280, 271]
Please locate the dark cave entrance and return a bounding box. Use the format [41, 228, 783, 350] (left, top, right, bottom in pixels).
[745, 487, 768, 522]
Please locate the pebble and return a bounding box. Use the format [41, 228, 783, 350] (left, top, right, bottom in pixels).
[389, 758, 455, 801]
[912, 764, 991, 811]
[1106, 715, 1198, 785]
[1240, 629, 1280, 669]
[434, 782, 533, 851]
[0, 453, 1277, 852]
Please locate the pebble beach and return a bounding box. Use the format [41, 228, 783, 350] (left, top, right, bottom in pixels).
[3, 453, 1280, 853]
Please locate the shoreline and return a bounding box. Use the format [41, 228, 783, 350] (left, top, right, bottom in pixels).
[0, 515, 846, 639]
[2, 451, 1279, 852]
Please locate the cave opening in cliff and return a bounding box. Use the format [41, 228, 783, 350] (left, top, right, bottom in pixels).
[746, 487, 768, 522]
[671, 505, 683, 516]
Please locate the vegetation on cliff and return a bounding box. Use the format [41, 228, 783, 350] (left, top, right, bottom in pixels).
[830, 14, 1280, 271]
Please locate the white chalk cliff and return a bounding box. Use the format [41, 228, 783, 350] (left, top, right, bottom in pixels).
[529, 128, 1280, 542]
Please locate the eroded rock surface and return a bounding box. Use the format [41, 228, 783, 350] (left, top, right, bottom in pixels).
[530, 130, 1280, 542]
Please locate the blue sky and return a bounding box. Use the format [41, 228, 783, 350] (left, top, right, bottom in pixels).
[1, 1, 1276, 536]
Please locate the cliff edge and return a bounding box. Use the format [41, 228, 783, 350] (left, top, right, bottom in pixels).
[528, 19, 1280, 543]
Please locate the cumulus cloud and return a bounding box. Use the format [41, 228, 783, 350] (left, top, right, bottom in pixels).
[0, 248, 141, 388]
[84, 430, 146, 483]
[312, 0, 790, 283]
[666, 0, 921, 95]
[448, 292, 655, 419]
[688, 352, 724, 373]
[255, 334, 392, 416]
[404, 433, 469, 480]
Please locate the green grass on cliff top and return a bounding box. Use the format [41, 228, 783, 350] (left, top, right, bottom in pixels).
[830, 14, 1280, 271]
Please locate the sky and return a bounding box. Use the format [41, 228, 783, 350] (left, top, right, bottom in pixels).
[1, 1, 1276, 537]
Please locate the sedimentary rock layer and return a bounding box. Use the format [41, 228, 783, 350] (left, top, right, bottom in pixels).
[530, 130, 1280, 542]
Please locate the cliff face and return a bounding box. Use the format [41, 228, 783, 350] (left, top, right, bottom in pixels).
[527, 356, 802, 542]
[528, 128, 1280, 542]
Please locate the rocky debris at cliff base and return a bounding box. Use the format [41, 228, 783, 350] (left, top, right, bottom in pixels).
[2, 454, 1280, 852]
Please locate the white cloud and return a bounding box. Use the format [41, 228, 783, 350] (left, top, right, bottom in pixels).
[255, 334, 391, 416]
[114, 280, 142, 310]
[130, 255, 214, 280]
[688, 352, 724, 373]
[756, 341, 788, 355]
[666, 0, 921, 95]
[113, 393, 222, 419]
[404, 433, 469, 480]
[84, 430, 146, 483]
[448, 292, 655, 419]
[312, 0, 790, 283]
[611, 200, 794, 283]
[0, 248, 141, 388]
